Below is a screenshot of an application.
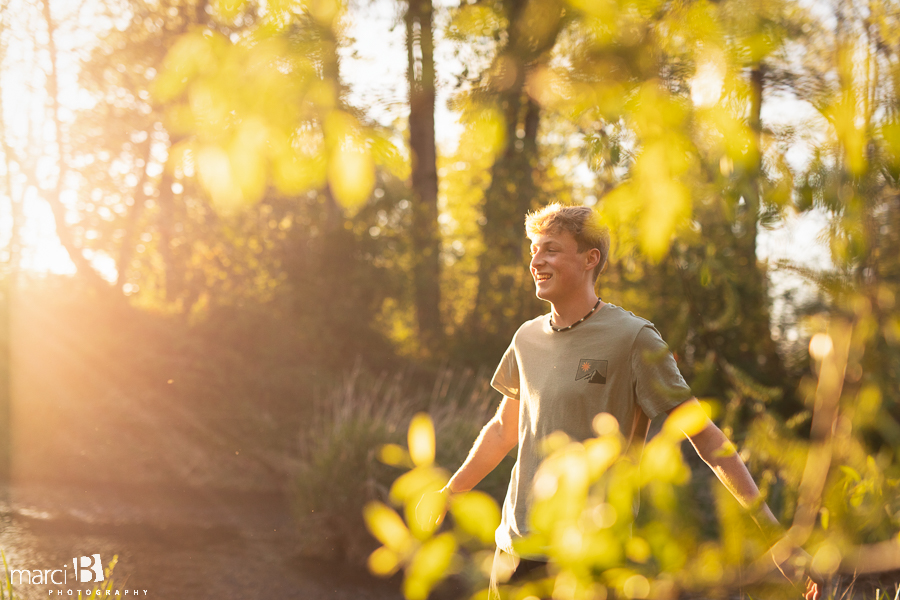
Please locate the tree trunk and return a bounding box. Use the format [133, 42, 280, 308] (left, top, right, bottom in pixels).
[405, 0, 442, 352]
[116, 136, 153, 288]
[157, 164, 179, 302]
[0, 87, 20, 276]
[40, 0, 108, 289]
[465, 0, 564, 357]
[737, 64, 785, 384]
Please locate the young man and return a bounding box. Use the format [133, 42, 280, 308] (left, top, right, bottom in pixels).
[428, 203, 819, 599]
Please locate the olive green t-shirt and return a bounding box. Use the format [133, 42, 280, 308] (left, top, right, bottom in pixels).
[490, 303, 692, 555]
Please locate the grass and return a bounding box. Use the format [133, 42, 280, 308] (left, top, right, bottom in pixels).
[0, 550, 13, 600]
[824, 575, 900, 600]
[291, 361, 515, 566]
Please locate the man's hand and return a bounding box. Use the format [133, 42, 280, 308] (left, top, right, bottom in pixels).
[803, 577, 821, 600]
[769, 541, 823, 600]
[415, 487, 450, 531]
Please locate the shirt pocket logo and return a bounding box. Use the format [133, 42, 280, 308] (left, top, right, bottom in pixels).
[576, 359, 608, 384]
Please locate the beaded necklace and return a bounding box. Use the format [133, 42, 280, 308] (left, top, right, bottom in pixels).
[550, 297, 603, 332]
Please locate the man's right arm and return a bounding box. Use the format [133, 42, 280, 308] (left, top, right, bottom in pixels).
[444, 395, 520, 494]
[417, 396, 518, 528]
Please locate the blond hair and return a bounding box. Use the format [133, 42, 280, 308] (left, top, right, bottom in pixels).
[525, 203, 610, 281]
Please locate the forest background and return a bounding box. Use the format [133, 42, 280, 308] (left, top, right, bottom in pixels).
[0, 0, 898, 597]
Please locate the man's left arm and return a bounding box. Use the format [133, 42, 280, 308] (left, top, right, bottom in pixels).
[670, 399, 778, 528]
[668, 399, 820, 599]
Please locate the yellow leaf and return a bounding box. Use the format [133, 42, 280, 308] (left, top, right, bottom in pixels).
[811, 543, 842, 576]
[273, 152, 325, 195]
[564, 0, 615, 21]
[663, 400, 710, 437]
[368, 546, 400, 577]
[591, 412, 619, 437]
[625, 537, 651, 563]
[697, 399, 719, 420]
[639, 179, 689, 260]
[328, 145, 375, 209]
[153, 32, 223, 103]
[640, 438, 688, 485]
[408, 413, 435, 467]
[378, 443, 412, 468]
[584, 437, 621, 478]
[390, 466, 448, 505]
[458, 105, 506, 163]
[229, 117, 269, 204]
[307, 0, 341, 25]
[449, 491, 501, 545]
[411, 488, 448, 538]
[583, 530, 623, 569]
[855, 384, 882, 425]
[526, 66, 572, 108]
[197, 146, 243, 212]
[539, 431, 572, 456]
[363, 502, 412, 555]
[403, 533, 458, 600]
[623, 574, 650, 599]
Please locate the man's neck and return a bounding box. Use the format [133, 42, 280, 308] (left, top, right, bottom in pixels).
[550, 292, 603, 329]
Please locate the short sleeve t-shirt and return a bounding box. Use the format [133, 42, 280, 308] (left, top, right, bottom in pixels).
[490, 303, 692, 555]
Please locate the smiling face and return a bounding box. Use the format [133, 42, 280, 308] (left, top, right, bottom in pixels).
[529, 229, 598, 304]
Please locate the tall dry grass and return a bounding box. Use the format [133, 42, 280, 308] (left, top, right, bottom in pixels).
[292, 362, 513, 566]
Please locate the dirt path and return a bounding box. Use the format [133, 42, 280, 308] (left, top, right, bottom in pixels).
[0, 480, 405, 600]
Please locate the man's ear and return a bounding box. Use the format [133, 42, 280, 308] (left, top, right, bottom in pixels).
[585, 248, 601, 272]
